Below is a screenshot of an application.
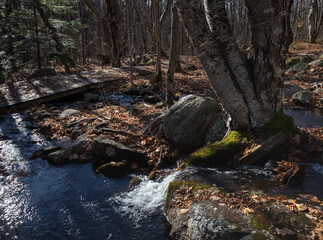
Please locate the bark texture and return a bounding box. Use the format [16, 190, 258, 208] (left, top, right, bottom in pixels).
[174, 0, 292, 130]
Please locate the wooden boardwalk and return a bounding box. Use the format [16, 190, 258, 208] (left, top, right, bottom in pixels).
[0, 69, 127, 113]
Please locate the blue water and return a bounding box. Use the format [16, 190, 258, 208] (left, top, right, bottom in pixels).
[0, 114, 169, 240]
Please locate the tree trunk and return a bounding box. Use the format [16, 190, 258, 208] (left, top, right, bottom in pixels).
[82, 0, 121, 67]
[32, 0, 41, 69]
[174, 0, 292, 130]
[308, 0, 319, 43]
[153, 0, 162, 82]
[166, 3, 180, 107]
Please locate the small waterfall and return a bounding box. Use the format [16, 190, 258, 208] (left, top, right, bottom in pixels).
[111, 170, 180, 224]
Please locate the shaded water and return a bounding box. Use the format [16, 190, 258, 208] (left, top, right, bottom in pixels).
[283, 107, 323, 128]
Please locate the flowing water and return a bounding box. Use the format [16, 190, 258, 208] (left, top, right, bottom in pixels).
[0, 101, 322, 240]
[0, 113, 178, 240]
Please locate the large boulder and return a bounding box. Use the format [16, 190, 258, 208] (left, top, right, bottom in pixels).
[91, 136, 145, 163]
[47, 134, 90, 165]
[163, 95, 227, 150]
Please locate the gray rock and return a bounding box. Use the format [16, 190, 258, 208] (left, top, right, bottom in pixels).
[308, 59, 323, 67]
[58, 109, 82, 119]
[29, 146, 62, 160]
[283, 84, 304, 99]
[163, 95, 227, 149]
[28, 68, 56, 79]
[96, 160, 130, 178]
[313, 88, 323, 94]
[285, 58, 300, 69]
[84, 93, 99, 102]
[288, 63, 308, 74]
[292, 91, 312, 106]
[47, 134, 90, 165]
[91, 136, 145, 163]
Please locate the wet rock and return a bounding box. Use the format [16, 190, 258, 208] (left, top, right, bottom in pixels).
[91, 136, 145, 163]
[292, 91, 312, 106]
[129, 176, 141, 188]
[29, 146, 62, 160]
[47, 134, 90, 165]
[28, 68, 56, 79]
[163, 94, 227, 150]
[288, 63, 308, 74]
[96, 160, 130, 178]
[58, 109, 82, 119]
[235, 132, 287, 167]
[283, 84, 304, 99]
[145, 95, 159, 104]
[84, 93, 99, 102]
[308, 59, 323, 67]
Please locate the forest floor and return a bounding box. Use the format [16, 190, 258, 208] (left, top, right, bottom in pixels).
[1, 41, 322, 173]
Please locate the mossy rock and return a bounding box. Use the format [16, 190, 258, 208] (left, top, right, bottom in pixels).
[255, 109, 300, 139]
[165, 180, 211, 210]
[96, 160, 130, 178]
[182, 131, 248, 168]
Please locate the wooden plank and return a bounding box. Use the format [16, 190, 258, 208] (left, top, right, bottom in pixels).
[0, 78, 121, 113]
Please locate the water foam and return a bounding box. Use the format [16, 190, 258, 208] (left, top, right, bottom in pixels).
[111, 170, 180, 223]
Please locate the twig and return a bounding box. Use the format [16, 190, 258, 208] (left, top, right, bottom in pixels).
[93, 114, 165, 137]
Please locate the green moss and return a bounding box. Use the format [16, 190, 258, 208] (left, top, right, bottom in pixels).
[251, 212, 272, 231]
[255, 109, 300, 139]
[138, 59, 155, 66]
[164, 180, 211, 211]
[183, 131, 248, 168]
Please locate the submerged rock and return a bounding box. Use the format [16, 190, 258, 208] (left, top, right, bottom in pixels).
[46, 134, 90, 165]
[163, 94, 227, 150]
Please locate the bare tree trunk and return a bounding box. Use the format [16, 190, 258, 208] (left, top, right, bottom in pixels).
[126, 0, 134, 87]
[308, 0, 319, 43]
[82, 0, 121, 67]
[153, 0, 162, 82]
[166, 3, 180, 107]
[174, 0, 292, 130]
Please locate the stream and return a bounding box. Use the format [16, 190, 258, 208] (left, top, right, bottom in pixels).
[0, 101, 322, 240]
